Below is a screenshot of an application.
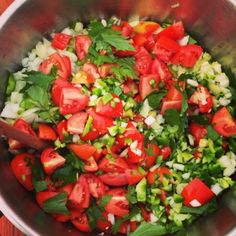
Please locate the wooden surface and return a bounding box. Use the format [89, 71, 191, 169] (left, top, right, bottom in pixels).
[0, 2, 23, 236]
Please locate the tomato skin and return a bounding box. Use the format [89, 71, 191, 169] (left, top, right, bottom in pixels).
[189, 123, 207, 145]
[104, 188, 129, 217]
[68, 144, 96, 161]
[160, 146, 172, 160]
[71, 213, 91, 232]
[82, 63, 100, 80]
[212, 107, 236, 137]
[75, 35, 92, 61]
[69, 175, 90, 209]
[51, 78, 71, 106]
[127, 141, 145, 164]
[153, 36, 180, 62]
[98, 156, 130, 173]
[56, 120, 68, 141]
[166, 85, 183, 101]
[134, 47, 152, 75]
[157, 21, 184, 40]
[97, 211, 112, 231]
[84, 174, 107, 198]
[99, 63, 114, 77]
[181, 178, 215, 207]
[57, 183, 74, 196]
[99, 173, 128, 186]
[80, 129, 100, 141]
[139, 74, 160, 100]
[96, 94, 123, 118]
[125, 168, 146, 185]
[84, 157, 98, 172]
[11, 153, 35, 191]
[39, 52, 70, 80]
[88, 110, 114, 135]
[147, 167, 171, 185]
[141, 207, 150, 221]
[36, 191, 58, 208]
[116, 122, 143, 148]
[67, 112, 88, 134]
[130, 221, 138, 232]
[171, 44, 203, 68]
[51, 33, 72, 50]
[40, 148, 66, 175]
[160, 100, 182, 115]
[145, 144, 160, 168]
[59, 87, 89, 115]
[122, 79, 138, 96]
[189, 85, 213, 113]
[133, 33, 148, 47]
[151, 58, 173, 83]
[38, 123, 57, 141]
[8, 119, 37, 150]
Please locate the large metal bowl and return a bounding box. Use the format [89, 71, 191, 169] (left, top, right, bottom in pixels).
[1, 0, 236, 235]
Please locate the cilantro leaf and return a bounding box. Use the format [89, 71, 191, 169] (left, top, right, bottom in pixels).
[34, 180, 48, 192]
[102, 29, 135, 51]
[25, 71, 55, 90]
[86, 203, 104, 229]
[99, 195, 112, 208]
[207, 125, 220, 141]
[43, 192, 70, 215]
[88, 20, 134, 55]
[129, 222, 167, 236]
[52, 165, 77, 185]
[147, 90, 167, 109]
[190, 114, 209, 125]
[164, 109, 181, 126]
[27, 86, 50, 109]
[181, 91, 188, 114]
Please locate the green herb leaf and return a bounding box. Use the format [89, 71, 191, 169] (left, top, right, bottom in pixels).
[207, 125, 220, 141]
[164, 109, 181, 127]
[190, 115, 209, 125]
[99, 195, 112, 208]
[25, 71, 55, 90]
[43, 192, 70, 215]
[86, 203, 104, 229]
[126, 185, 138, 204]
[129, 222, 167, 236]
[146, 90, 167, 109]
[181, 91, 188, 114]
[101, 29, 135, 51]
[64, 152, 85, 171]
[27, 86, 49, 109]
[52, 165, 77, 185]
[34, 180, 48, 192]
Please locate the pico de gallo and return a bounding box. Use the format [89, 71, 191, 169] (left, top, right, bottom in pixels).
[1, 17, 236, 235]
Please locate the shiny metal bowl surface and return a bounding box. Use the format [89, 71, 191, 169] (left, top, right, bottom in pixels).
[1, 0, 236, 235]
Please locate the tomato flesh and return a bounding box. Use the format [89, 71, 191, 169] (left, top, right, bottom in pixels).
[11, 153, 35, 191]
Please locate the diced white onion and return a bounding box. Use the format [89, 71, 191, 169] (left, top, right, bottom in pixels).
[0, 103, 19, 119]
[178, 35, 189, 46]
[188, 134, 194, 146]
[189, 199, 202, 207]
[187, 79, 198, 87]
[121, 122, 128, 128]
[120, 148, 128, 157]
[10, 92, 23, 104]
[150, 213, 158, 223]
[224, 167, 236, 177]
[182, 172, 190, 180]
[211, 183, 223, 195]
[130, 140, 138, 150]
[74, 22, 83, 32]
[144, 116, 156, 126]
[20, 108, 41, 123]
[166, 160, 174, 168]
[149, 164, 160, 172]
[218, 155, 232, 168]
[107, 213, 115, 225]
[101, 19, 107, 27]
[72, 134, 80, 143]
[60, 50, 78, 63]
[173, 163, 185, 171]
